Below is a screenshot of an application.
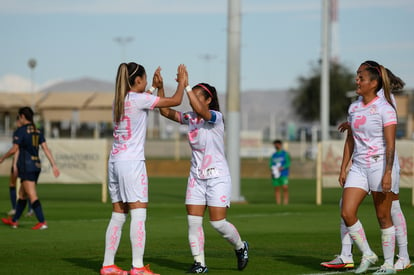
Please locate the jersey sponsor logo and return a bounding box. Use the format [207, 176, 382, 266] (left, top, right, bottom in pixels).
[372, 155, 380, 162]
[198, 167, 218, 178]
[353, 115, 366, 129]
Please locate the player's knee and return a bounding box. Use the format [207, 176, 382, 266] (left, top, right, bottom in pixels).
[340, 210, 355, 225]
[210, 219, 226, 233]
[376, 213, 392, 228]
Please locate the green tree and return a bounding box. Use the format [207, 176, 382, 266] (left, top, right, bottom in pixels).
[292, 61, 356, 125]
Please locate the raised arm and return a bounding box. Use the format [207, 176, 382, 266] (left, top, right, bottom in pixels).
[156, 67, 181, 123]
[185, 77, 212, 121]
[154, 64, 187, 108]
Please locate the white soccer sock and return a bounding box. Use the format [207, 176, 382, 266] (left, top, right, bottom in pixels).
[381, 226, 396, 266]
[347, 220, 374, 256]
[391, 200, 409, 259]
[340, 218, 353, 261]
[210, 219, 244, 250]
[130, 208, 147, 268]
[188, 215, 205, 266]
[103, 212, 127, 266]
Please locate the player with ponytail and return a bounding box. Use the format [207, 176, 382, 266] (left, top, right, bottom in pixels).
[101, 62, 186, 275]
[1, 106, 60, 230]
[158, 75, 249, 273]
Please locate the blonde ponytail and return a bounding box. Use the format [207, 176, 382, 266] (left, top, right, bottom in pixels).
[379, 65, 395, 111]
[114, 63, 129, 123]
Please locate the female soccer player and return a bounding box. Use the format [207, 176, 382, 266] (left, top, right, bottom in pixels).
[100, 63, 186, 275]
[1, 106, 60, 230]
[6, 116, 33, 217]
[336, 61, 402, 274]
[321, 64, 410, 272]
[158, 75, 249, 273]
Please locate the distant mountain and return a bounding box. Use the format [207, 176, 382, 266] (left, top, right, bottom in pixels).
[166, 88, 301, 135]
[238, 89, 300, 132]
[41, 77, 114, 93]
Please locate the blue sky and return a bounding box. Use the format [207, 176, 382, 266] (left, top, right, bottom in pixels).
[0, 0, 413, 93]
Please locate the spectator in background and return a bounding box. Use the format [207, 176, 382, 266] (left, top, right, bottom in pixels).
[269, 140, 291, 205]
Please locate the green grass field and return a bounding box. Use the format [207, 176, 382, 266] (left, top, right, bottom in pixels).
[0, 176, 413, 275]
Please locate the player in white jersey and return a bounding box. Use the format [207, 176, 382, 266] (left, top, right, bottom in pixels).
[321, 64, 410, 272]
[101, 63, 187, 275]
[158, 78, 249, 273]
[330, 61, 405, 275]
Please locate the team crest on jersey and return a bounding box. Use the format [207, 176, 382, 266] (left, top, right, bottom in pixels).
[370, 105, 377, 115]
[371, 155, 380, 162]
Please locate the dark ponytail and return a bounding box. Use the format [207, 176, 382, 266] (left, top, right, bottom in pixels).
[18, 106, 36, 130]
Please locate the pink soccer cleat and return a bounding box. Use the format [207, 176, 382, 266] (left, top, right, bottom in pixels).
[100, 265, 128, 275]
[31, 221, 48, 230]
[2, 216, 18, 228]
[130, 264, 160, 275]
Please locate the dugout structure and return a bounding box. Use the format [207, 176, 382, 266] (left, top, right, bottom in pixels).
[317, 140, 414, 206]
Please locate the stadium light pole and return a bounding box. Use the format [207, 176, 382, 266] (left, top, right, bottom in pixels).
[320, 0, 330, 142]
[113, 36, 134, 61]
[28, 58, 37, 111]
[317, 0, 331, 205]
[226, 0, 244, 202]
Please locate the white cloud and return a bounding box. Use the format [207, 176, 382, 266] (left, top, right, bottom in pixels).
[0, 74, 63, 93]
[0, 74, 33, 93]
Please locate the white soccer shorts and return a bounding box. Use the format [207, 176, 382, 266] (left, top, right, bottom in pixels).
[185, 174, 232, 207]
[344, 163, 400, 194]
[108, 160, 149, 203]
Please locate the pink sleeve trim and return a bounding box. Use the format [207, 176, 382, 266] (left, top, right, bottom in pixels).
[384, 121, 397, 127]
[150, 96, 160, 110]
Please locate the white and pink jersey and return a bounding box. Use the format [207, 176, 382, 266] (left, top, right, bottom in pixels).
[348, 95, 397, 168]
[109, 92, 159, 162]
[179, 110, 230, 179]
